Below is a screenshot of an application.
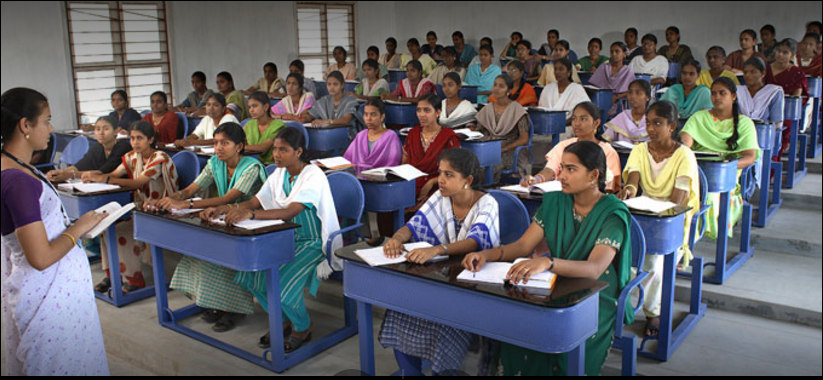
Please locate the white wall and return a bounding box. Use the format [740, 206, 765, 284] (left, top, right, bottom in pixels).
[3, 1, 821, 131]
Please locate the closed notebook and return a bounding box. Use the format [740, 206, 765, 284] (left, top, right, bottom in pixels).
[210, 215, 285, 230]
[457, 258, 557, 290]
[354, 242, 449, 267]
[81, 202, 135, 239]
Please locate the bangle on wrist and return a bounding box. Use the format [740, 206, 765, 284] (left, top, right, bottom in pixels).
[493, 246, 505, 262]
[441, 245, 448, 255]
[61, 232, 78, 247]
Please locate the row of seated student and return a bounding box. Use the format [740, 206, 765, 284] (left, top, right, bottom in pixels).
[3, 21, 818, 376]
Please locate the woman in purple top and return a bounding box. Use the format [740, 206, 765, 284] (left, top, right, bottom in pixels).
[1, 88, 109, 376]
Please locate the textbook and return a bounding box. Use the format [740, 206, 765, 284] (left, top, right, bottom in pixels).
[209, 215, 285, 230]
[311, 157, 355, 170]
[383, 100, 413, 106]
[453, 128, 485, 141]
[360, 164, 427, 181]
[457, 258, 557, 290]
[611, 140, 636, 151]
[500, 180, 562, 195]
[57, 183, 121, 193]
[354, 242, 448, 267]
[81, 202, 135, 239]
[623, 196, 678, 214]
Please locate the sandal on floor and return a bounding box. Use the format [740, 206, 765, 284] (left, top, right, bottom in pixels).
[645, 320, 660, 337]
[212, 313, 238, 333]
[200, 310, 224, 324]
[258, 325, 294, 349]
[94, 278, 111, 293]
[122, 284, 144, 295]
[284, 333, 313, 354]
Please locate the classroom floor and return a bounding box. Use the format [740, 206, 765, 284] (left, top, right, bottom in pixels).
[2, 157, 822, 377]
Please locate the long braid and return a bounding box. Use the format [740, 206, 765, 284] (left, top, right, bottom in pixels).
[728, 101, 740, 152]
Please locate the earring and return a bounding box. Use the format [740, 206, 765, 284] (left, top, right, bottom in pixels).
[464, 184, 469, 190]
[25, 135, 30, 140]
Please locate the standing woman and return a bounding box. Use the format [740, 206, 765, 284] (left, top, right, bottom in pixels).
[465, 44, 503, 103]
[84, 121, 179, 294]
[680, 78, 760, 240]
[142, 91, 179, 145]
[217, 71, 250, 120]
[272, 73, 316, 121]
[659, 60, 713, 119]
[465, 140, 634, 376]
[245, 91, 285, 166]
[1, 87, 109, 376]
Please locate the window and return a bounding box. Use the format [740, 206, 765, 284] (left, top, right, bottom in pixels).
[296, 2, 356, 82]
[67, 1, 171, 124]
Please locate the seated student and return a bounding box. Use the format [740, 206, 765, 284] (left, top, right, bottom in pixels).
[355, 46, 389, 81]
[2, 87, 110, 376]
[439, 72, 478, 128]
[275, 60, 318, 98]
[500, 31, 523, 59]
[46, 116, 131, 183]
[739, 57, 785, 122]
[680, 78, 760, 240]
[758, 24, 778, 63]
[271, 73, 316, 121]
[537, 40, 582, 86]
[468, 37, 495, 67]
[245, 91, 285, 166]
[769, 38, 810, 158]
[175, 71, 214, 117]
[625, 27, 641, 58]
[465, 44, 503, 103]
[659, 60, 713, 119]
[797, 32, 822, 78]
[379, 37, 403, 70]
[401, 38, 437, 78]
[476, 74, 532, 182]
[382, 60, 436, 104]
[538, 58, 591, 123]
[807, 21, 823, 53]
[538, 29, 560, 61]
[726, 30, 770, 74]
[176, 93, 239, 147]
[619, 100, 699, 338]
[604, 79, 652, 144]
[464, 140, 633, 377]
[245, 62, 285, 98]
[428, 46, 467, 85]
[488, 61, 537, 107]
[698, 46, 741, 87]
[589, 42, 636, 106]
[451, 31, 478, 68]
[216, 71, 249, 120]
[304, 71, 363, 140]
[524, 102, 622, 193]
[630, 34, 669, 86]
[94, 89, 140, 131]
[657, 26, 693, 67]
[403, 94, 461, 209]
[142, 91, 179, 145]
[325, 46, 357, 81]
[380, 148, 501, 377]
[352, 59, 390, 100]
[85, 121, 179, 294]
[516, 40, 542, 84]
[577, 38, 610, 72]
[205, 127, 341, 352]
[421, 30, 445, 59]
[146, 123, 268, 333]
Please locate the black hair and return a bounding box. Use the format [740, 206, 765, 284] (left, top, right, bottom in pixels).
[564, 140, 608, 194]
[629, 79, 652, 99]
[96, 115, 119, 131]
[647, 100, 680, 127]
[386, 37, 398, 46]
[406, 59, 424, 73]
[443, 71, 463, 87]
[611, 41, 628, 53]
[511, 31, 523, 40]
[776, 38, 798, 53]
[506, 60, 525, 76]
[807, 21, 823, 32]
[192, 71, 207, 82]
[362, 58, 380, 72]
[516, 40, 532, 50]
[555, 40, 570, 52]
[742, 57, 767, 75]
[367, 45, 380, 56]
[217, 71, 235, 91]
[264, 62, 278, 73]
[111, 89, 129, 107]
[497, 73, 515, 91]
[555, 58, 574, 82]
[667, 26, 681, 42]
[364, 98, 386, 115]
[481, 37, 493, 47]
[333, 46, 348, 58]
[439, 148, 484, 191]
[451, 31, 464, 40]
[426, 31, 437, 39]
[711, 77, 741, 152]
[548, 29, 560, 38]
[1, 87, 49, 150]
[327, 70, 345, 85]
[286, 72, 305, 92]
[803, 32, 821, 43]
[683, 59, 702, 74]
[642, 33, 658, 45]
[479, 43, 494, 55]
[741, 29, 758, 40]
[707, 45, 727, 58]
[407, 38, 421, 48]
[572, 101, 604, 141]
[205, 93, 227, 108]
[248, 91, 273, 117]
[129, 120, 158, 148]
[496, 73, 517, 101]
[588, 38, 603, 49]
[150, 91, 167, 104]
[289, 59, 305, 73]
[213, 122, 247, 153]
[418, 94, 442, 112]
[443, 46, 461, 66]
[761, 24, 776, 35]
[275, 127, 309, 163]
[625, 28, 638, 36]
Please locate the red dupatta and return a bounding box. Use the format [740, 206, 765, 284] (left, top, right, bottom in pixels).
[404, 126, 461, 196]
[797, 54, 822, 78]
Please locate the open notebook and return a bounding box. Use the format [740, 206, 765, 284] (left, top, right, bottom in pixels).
[623, 196, 678, 214]
[57, 183, 121, 194]
[311, 157, 354, 170]
[457, 258, 557, 290]
[500, 180, 562, 195]
[360, 165, 427, 181]
[81, 202, 135, 239]
[354, 242, 449, 267]
[210, 215, 285, 230]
